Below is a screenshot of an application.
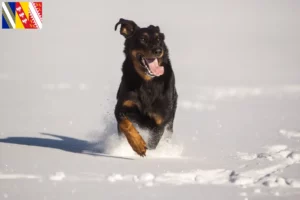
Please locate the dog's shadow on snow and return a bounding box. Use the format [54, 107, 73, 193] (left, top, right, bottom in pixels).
[0, 120, 133, 160]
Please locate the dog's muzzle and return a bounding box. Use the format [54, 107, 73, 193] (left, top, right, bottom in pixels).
[136, 53, 164, 77]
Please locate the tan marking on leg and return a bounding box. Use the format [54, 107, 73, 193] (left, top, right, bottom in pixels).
[119, 118, 147, 156]
[149, 113, 164, 125]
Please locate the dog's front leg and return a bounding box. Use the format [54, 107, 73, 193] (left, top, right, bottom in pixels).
[118, 117, 147, 156]
[115, 100, 147, 157]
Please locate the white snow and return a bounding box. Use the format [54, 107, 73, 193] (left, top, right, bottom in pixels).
[1, 0, 300, 199]
[280, 129, 300, 139]
[236, 152, 258, 161]
[49, 172, 66, 181]
[107, 173, 123, 182]
[179, 100, 217, 111]
[78, 83, 88, 91]
[0, 173, 40, 180]
[139, 173, 155, 182]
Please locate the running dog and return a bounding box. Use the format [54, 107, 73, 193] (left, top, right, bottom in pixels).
[114, 18, 178, 157]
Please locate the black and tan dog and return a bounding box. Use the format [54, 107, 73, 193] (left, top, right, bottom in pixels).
[114, 18, 178, 157]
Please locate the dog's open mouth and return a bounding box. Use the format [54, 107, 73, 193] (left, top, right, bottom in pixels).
[137, 54, 164, 77]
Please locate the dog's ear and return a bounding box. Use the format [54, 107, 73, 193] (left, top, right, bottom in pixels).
[115, 18, 139, 38]
[155, 26, 160, 32]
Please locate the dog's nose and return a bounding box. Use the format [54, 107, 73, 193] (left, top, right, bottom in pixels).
[153, 48, 162, 57]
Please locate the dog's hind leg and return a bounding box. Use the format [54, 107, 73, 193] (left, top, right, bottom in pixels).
[147, 126, 165, 149]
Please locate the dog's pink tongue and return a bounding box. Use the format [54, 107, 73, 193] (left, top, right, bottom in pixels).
[148, 59, 164, 76]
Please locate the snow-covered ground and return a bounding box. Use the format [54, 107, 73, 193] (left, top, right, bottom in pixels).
[1, 0, 300, 199]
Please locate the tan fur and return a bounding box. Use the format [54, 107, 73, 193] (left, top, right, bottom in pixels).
[119, 118, 147, 156]
[121, 27, 128, 36]
[123, 100, 136, 107]
[149, 113, 164, 125]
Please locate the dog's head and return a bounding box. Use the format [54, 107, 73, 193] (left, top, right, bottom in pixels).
[115, 18, 168, 80]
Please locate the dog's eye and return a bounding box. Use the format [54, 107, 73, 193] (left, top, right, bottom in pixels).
[140, 37, 147, 43]
[140, 37, 146, 42]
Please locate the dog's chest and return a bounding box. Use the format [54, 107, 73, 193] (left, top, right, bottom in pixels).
[138, 82, 165, 112]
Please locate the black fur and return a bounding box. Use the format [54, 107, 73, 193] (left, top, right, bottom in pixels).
[114, 18, 178, 151]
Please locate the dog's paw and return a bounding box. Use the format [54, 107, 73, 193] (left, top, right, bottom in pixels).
[127, 134, 147, 157]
